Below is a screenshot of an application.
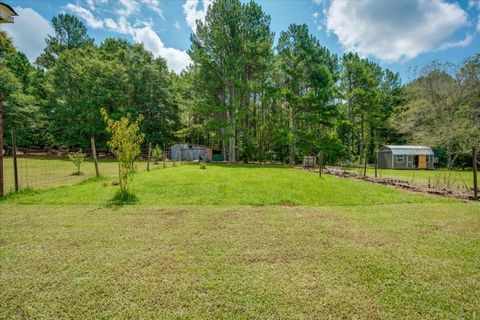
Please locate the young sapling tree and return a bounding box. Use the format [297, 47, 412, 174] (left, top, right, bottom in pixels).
[68, 150, 87, 175]
[101, 108, 145, 194]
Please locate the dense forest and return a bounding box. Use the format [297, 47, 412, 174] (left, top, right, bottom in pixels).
[1, 0, 479, 167]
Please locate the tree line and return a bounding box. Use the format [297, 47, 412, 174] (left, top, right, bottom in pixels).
[1, 0, 478, 167]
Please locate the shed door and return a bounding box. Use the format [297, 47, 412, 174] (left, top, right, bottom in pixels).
[407, 155, 413, 168]
[418, 155, 427, 169]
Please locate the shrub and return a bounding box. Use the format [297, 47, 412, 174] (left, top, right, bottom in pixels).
[68, 150, 86, 175]
[152, 144, 163, 164]
[101, 108, 145, 193]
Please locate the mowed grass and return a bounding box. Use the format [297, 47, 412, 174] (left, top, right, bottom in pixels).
[347, 167, 474, 191]
[1, 163, 477, 318]
[2, 157, 151, 192]
[1, 203, 479, 319]
[1, 164, 453, 205]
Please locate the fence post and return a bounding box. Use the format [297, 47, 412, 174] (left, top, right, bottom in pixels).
[363, 150, 368, 177]
[473, 146, 478, 201]
[0, 92, 3, 198]
[11, 129, 18, 192]
[375, 151, 378, 178]
[91, 137, 99, 178]
[163, 147, 167, 168]
[147, 142, 151, 172]
[318, 151, 323, 178]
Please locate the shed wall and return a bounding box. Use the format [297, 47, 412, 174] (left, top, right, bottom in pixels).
[377, 151, 392, 169]
[393, 155, 408, 169]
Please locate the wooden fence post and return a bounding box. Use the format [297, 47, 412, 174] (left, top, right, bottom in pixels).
[363, 150, 368, 177]
[0, 92, 4, 198]
[375, 151, 378, 178]
[473, 146, 478, 201]
[318, 151, 323, 178]
[91, 137, 99, 178]
[163, 147, 167, 168]
[11, 129, 18, 192]
[147, 142, 152, 172]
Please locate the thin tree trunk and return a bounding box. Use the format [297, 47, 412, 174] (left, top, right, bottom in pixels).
[360, 112, 365, 165]
[290, 104, 297, 165]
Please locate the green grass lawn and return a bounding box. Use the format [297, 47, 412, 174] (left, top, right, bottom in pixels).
[2, 157, 152, 192]
[1, 163, 453, 205]
[1, 203, 479, 319]
[1, 163, 479, 319]
[347, 167, 474, 192]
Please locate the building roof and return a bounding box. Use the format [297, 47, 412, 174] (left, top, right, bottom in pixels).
[0, 2, 18, 23]
[381, 145, 434, 155]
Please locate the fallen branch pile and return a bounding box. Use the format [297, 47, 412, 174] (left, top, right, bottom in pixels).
[299, 165, 475, 201]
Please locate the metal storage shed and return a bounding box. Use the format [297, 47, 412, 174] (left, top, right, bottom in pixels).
[377, 145, 434, 169]
[170, 144, 212, 162]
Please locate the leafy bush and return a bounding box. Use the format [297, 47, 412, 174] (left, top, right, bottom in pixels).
[68, 150, 86, 175]
[101, 108, 145, 193]
[152, 144, 163, 164]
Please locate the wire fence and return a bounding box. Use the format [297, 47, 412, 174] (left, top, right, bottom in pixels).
[2, 153, 155, 193]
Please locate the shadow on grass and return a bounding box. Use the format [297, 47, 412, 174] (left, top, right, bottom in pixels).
[106, 190, 138, 208]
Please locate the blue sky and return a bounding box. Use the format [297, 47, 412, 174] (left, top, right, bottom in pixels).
[1, 0, 479, 82]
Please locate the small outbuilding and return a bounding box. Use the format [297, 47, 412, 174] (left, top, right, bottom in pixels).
[0, 2, 18, 23]
[377, 145, 434, 170]
[170, 144, 212, 162]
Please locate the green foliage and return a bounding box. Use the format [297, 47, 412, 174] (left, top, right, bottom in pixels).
[45, 37, 179, 148]
[390, 56, 480, 167]
[68, 150, 87, 175]
[151, 144, 163, 163]
[2, 9, 477, 169]
[101, 108, 145, 193]
[36, 14, 93, 68]
[0, 38, 52, 147]
[0, 31, 15, 60]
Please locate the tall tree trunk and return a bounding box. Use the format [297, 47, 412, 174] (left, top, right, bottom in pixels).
[347, 73, 354, 162]
[290, 104, 297, 165]
[228, 86, 236, 162]
[369, 124, 375, 164]
[221, 86, 227, 161]
[360, 112, 365, 165]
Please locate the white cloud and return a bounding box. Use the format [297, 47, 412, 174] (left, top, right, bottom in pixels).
[312, 11, 322, 31]
[66, 4, 104, 28]
[439, 34, 473, 50]
[469, 0, 480, 10]
[115, 16, 135, 34]
[104, 18, 118, 29]
[313, 0, 324, 4]
[116, 0, 139, 17]
[86, 0, 95, 10]
[325, 0, 469, 62]
[174, 21, 181, 29]
[183, 0, 213, 32]
[133, 26, 191, 73]
[0, 7, 54, 61]
[65, 2, 190, 73]
[140, 0, 165, 20]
